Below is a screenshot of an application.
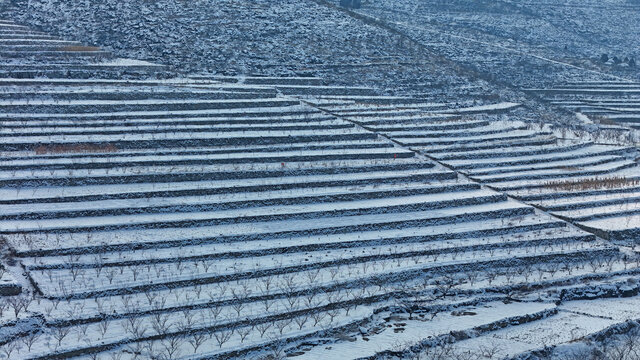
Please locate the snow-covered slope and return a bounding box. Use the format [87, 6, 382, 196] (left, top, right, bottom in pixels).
[0, 17, 639, 360]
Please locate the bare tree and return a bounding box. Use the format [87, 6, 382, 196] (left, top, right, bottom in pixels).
[306, 269, 321, 284]
[258, 276, 274, 296]
[486, 271, 498, 285]
[161, 335, 182, 359]
[130, 266, 141, 282]
[213, 328, 234, 348]
[604, 256, 617, 272]
[53, 327, 71, 349]
[269, 339, 288, 360]
[93, 254, 105, 277]
[236, 325, 253, 343]
[126, 342, 145, 360]
[106, 268, 117, 285]
[1, 341, 19, 359]
[546, 263, 560, 278]
[478, 341, 503, 359]
[465, 271, 480, 287]
[126, 317, 146, 338]
[256, 322, 272, 338]
[328, 267, 340, 281]
[435, 274, 457, 298]
[293, 314, 309, 330]
[98, 319, 110, 338]
[194, 285, 203, 299]
[77, 323, 90, 341]
[420, 342, 455, 360]
[109, 351, 124, 360]
[7, 296, 28, 317]
[561, 261, 574, 276]
[208, 304, 223, 325]
[188, 332, 207, 354]
[21, 332, 41, 352]
[275, 319, 292, 335]
[327, 309, 340, 324]
[503, 269, 516, 285]
[144, 291, 158, 307]
[230, 291, 246, 317]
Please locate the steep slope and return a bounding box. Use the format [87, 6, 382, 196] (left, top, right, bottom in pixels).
[0, 0, 452, 90]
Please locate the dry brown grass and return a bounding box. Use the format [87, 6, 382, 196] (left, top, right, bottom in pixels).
[544, 176, 640, 191]
[34, 144, 118, 155]
[58, 46, 101, 52]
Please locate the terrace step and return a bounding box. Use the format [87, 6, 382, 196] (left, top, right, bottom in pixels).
[415, 135, 558, 154]
[315, 95, 438, 106]
[0, 112, 324, 128]
[0, 182, 481, 220]
[513, 184, 640, 203]
[0, 77, 213, 87]
[1, 120, 355, 138]
[433, 142, 592, 161]
[0, 148, 416, 173]
[29, 233, 599, 299]
[0, 192, 508, 233]
[0, 89, 271, 102]
[0, 30, 52, 36]
[0, 50, 111, 58]
[2, 139, 390, 159]
[578, 214, 640, 242]
[0, 68, 167, 79]
[14, 212, 564, 256]
[26, 220, 574, 266]
[0, 128, 379, 151]
[276, 85, 379, 97]
[395, 130, 549, 147]
[0, 43, 83, 51]
[336, 109, 426, 120]
[463, 155, 625, 176]
[0, 168, 454, 205]
[199, 75, 327, 87]
[366, 119, 490, 132]
[300, 89, 639, 267]
[488, 166, 640, 192]
[384, 126, 530, 139]
[347, 114, 460, 125]
[0, 108, 321, 124]
[471, 159, 638, 183]
[0, 158, 445, 187]
[32, 246, 616, 301]
[0, 200, 534, 237]
[554, 202, 640, 222]
[0, 98, 301, 113]
[446, 144, 635, 170]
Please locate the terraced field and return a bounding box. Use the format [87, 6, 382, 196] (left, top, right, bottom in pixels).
[0, 19, 164, 79]
[526, 81, 640, 130]
[301, 90, 640, 244]
[0, 20, 639, 360]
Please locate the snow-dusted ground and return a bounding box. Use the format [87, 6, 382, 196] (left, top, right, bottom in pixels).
[0, 15, 638, 360]
[0, 79, 636, 359]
